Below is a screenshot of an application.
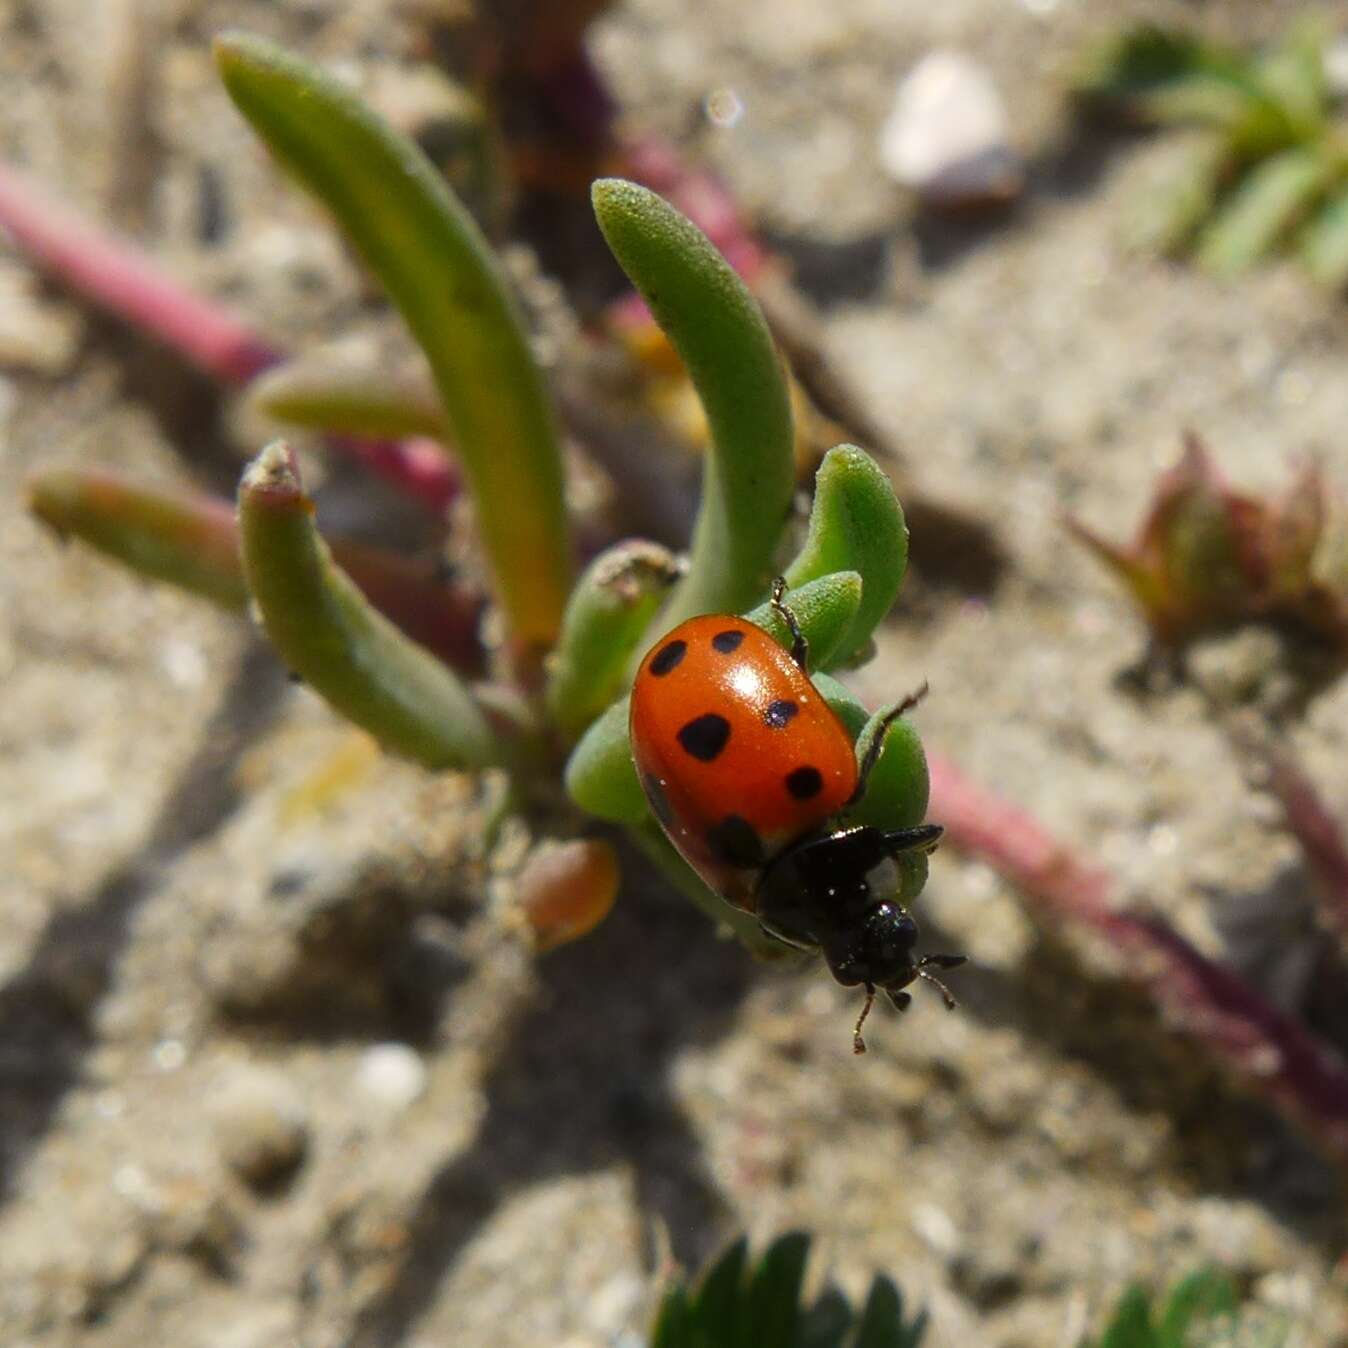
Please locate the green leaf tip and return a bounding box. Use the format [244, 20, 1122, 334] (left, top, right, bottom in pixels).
[785, 444, 908, 665]
[547, 540, 683, 741]
[217, 32, 570, 657]
[247, 355, 450, 443]
[238, 441, 499, 771]
[651, 1230, 928, 1348]
[592, 177, 794, 627]
[27, 467, 249, 611]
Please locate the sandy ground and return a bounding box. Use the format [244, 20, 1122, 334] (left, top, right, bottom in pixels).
[4, 0, 1348, 1344]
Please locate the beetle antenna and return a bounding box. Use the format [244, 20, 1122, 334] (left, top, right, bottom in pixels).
[917, 967, 959, 1010]
[922, 953, 967, 970]
[853, 983, 876, 1054]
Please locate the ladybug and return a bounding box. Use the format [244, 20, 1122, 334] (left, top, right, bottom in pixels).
[631, 578, 966, 1053]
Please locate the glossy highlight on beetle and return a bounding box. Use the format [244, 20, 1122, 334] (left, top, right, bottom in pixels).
[630, 579, 966, 1052]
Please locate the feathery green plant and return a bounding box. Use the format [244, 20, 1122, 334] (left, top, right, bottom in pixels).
[651, 1233, 927, 1348]
[1081, 1269, 1289, 1348]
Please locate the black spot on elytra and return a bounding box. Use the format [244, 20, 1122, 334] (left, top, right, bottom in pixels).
[764, 699, 798, 729]
[649, 639, 687, 676]
[711, 629, 745, 654]
[706, 814, 764, 867]
[785, 766, 823, 800]
[642, 773, 675, 828]
[677, 713, 731, 762]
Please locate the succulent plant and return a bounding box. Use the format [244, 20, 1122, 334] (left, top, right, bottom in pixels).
[1066, 432, 1348, 658]
[25, 33, 928, 964]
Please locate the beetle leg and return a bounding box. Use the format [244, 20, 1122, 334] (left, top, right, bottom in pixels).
[852, 982, 876, 1054]
[849, 682, 930, 805]
[770, 576, 809, 671]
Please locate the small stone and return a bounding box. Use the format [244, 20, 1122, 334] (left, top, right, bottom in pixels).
[210, 1066, 309, 1189]
[355, 1043, 427, 1114]
[879, 51, 1022, 207]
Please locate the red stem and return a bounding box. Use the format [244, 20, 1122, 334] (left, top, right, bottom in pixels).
[1249, 738, 1348, 952]
[927, 751, 1348, 1164]
[0, 161, 275, 384]
[0, 161, 457, 511]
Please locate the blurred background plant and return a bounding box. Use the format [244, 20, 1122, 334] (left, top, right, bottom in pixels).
[1078, 17, 1348, 284]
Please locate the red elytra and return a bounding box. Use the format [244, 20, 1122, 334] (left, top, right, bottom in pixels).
[630, 614, 858, 910]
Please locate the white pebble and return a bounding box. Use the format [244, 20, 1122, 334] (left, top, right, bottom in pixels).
[879, 51, 1022, 206]
[355, 1042, 427, 1113]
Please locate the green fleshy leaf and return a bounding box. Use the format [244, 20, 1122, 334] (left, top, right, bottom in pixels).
[238, 443, 499, 770]
[28, 467, 248, 610]
[1300, 182, 1348, 287]
[846, 703, 932, 905]
[1138, 74, 1262, 131]
[1195, 146, 1332, 275]
[1077, 25, 1235, 106]
[563, 695, 643, 824]
[217, 34, 571, 655]
[546, 541, 682, 741]
[846, 708, 930, 833]
[811, 672, 869, 737]
[29, 465, 487, 674]
[1127, 132, 1228, 256]
[812, 674, 931, 835]
[814, 675, 931, 903]
[784, 445, 908, 666]
[592, 178, 794, 629]
[248, 356, 449, 442]
[1254, 16, 1329, 132]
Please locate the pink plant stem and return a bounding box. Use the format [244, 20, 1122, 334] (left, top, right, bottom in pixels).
[0, 160, 276, 384]
[0, 161, 457, 511]
[927, 751, 1348, 1163]
[1252, 739, 1348, 952]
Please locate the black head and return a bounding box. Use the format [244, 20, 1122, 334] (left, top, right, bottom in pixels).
[754, 823, 965, 1053]
[821, 899, 919, 991]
